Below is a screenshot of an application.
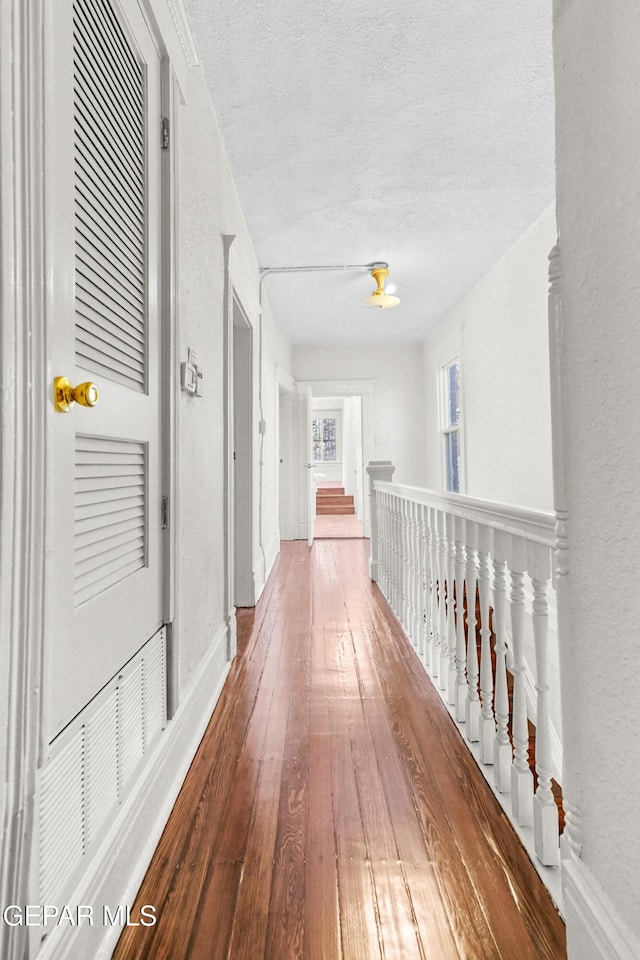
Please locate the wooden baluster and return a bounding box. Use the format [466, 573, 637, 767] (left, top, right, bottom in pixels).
[401, 498, 411, 634]
[437, 510, 449, 690]
[492, 531, 511, 792]
[380, 492, 389, 597]
[509, 536, 533, 827]
[387, 494, 395, 609]
[396, 497, 405, 623]
[417, 503, 428, 661]
[445, 514, 457, 704]
[407, 500, 418, 646]
[428, 506, 439, 679]
[530, 542, 560, 866]
[464, 521, 480, 741]
[478, 525, 495, 764]
[431, 507, 442, 680]
[412, 502, 422, 649]
[454, 516, 467, 722]
[393, 496, 402, 618]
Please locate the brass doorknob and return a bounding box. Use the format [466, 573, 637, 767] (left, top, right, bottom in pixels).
[53, 376, 99, 413]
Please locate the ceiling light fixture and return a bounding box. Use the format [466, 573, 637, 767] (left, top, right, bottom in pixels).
[363, 266, 401, 309]
[259, 260, 400, 310]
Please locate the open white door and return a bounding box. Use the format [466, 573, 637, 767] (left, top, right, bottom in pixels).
[301, 385, 316, 545]
[306, 386, 316, 545]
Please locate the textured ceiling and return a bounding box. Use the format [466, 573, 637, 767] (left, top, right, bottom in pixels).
[187, 0, 555, 343]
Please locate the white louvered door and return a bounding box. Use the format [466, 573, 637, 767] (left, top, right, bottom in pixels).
[49, 0, 164, 737]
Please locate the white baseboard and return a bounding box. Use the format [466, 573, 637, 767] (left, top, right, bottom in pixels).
[35, 622, 230, 960]
[563, 851, 640, 960]
[264, 534, 279, 581]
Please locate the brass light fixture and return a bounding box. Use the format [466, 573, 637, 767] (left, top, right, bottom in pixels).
[260, 260, 400, 310]
[363, 265, 401, 309]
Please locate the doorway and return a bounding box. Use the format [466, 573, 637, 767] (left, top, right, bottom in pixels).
[291, 379, 374, 544]
[312, 395, 365, 539]
[233, 296, 255, 605]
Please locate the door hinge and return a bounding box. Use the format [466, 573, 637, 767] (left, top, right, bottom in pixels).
[161, 117, 170, 150]
[161, 496, 169, 529]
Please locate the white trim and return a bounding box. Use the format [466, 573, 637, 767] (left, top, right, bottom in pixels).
[276, 363, 295, 392]
[256, 534, 280, 596]
[0, 4, 48, 959]
[229, 242, 260, 326]
[562, 851, 640, 960]
[296, 378, 375, 395]
[165, 0, 200, 66]
[161, 62, 180, 715]
[34, 623, 230, 960]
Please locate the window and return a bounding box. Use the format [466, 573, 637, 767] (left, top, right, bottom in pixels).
[440, 360, 462, 493]
[312, 417, 337, 462]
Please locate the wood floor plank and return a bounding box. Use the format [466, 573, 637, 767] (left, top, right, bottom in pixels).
[113, 540, 566, 960]
[264, 584, 310, 958]
[363, 571, 566, 960]
[303, 623, 342, 960]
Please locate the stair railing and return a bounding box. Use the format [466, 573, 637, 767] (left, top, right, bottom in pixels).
[367, 462, 560, 870]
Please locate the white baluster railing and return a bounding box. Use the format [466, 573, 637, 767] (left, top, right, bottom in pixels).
[367, 467, 561, 878]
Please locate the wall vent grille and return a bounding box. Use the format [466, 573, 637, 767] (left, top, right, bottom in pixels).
[39, 630, 166, 905]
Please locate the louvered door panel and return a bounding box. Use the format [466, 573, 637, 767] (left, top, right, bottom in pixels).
[73, 0, 147, 392]
[74, 435, 147, 606]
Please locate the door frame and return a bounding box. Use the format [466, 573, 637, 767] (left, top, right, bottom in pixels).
[275, 364, 296, 541]
[294, 379, 375, 538]
[0, 5, 48, 958]
[232, 295, 255, 607]
[223, 236, 261, 651]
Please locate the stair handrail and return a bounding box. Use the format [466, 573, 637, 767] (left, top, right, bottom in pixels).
[373, 481, 555, 547]
[368, 469, 563, 886]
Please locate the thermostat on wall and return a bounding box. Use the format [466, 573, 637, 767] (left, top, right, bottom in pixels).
[181, 361, 197, 394]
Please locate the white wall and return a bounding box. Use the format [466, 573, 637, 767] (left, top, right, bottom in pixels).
[554, 2, 640, 956]
[255, 288, 293, 589]
[424, 205, 556, 511]
[293, 343, 427, 486]
[176, 72, 291, 692]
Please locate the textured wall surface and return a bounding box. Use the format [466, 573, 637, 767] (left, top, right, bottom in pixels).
[292, 343, 427, 486]
[554, 0, 640, 943]
[423, 205, 556, 510]
[176, 73, 291, 693]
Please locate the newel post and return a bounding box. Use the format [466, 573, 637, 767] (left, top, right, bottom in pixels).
[366, 460, 396, 582]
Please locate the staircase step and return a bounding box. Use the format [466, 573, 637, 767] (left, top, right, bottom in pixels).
[316, 494, 354, 506]
[316, 486, 345, 496]
[316, 504, 355, 515]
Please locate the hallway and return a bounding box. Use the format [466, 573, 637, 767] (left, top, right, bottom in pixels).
[113, 540, 565, 960]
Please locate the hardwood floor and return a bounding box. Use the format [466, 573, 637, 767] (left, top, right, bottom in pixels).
[113, 540, 566, 960]
[314, 515, 364, 538]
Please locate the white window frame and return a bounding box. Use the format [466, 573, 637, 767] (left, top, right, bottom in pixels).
[437, 352, 465, 494]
